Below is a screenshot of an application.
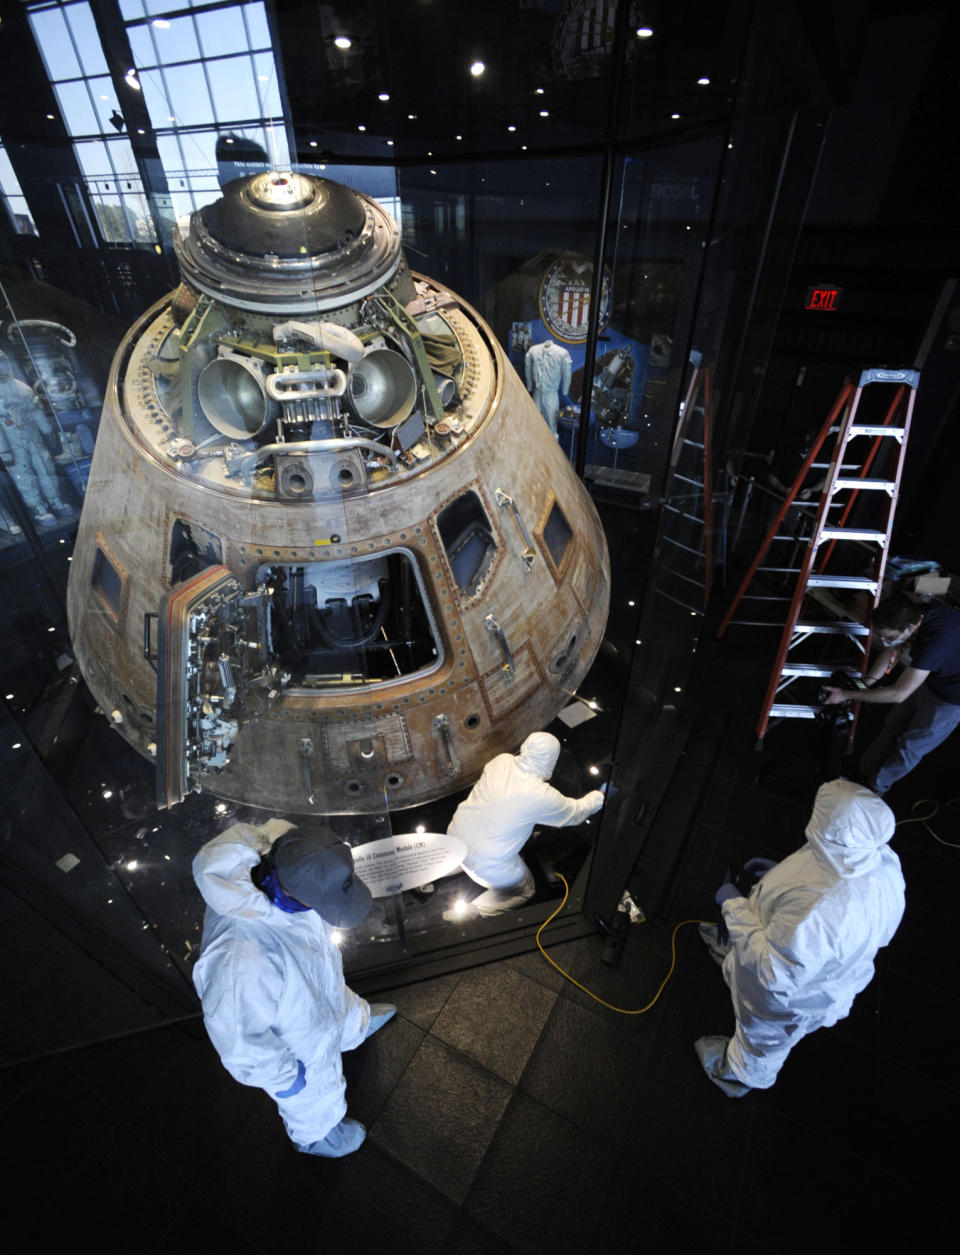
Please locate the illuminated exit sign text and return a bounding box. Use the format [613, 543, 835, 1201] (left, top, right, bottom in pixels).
[805, 285, 843, 311]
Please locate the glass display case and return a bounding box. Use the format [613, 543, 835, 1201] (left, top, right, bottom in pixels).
[0, 0, 833, 1062]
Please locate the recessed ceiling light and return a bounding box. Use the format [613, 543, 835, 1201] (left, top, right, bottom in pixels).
[378, 92, 390, 101]
[358, 124, 366, 131]
[539, 110, 549, 117]
[697, 76, 710, 85]
[636, 27, 653, 38]
[334, 35, 351, 49]
[470, 60, 485, 76]
[507, 125, 516, 132]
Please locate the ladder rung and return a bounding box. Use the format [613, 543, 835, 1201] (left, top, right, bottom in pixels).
[779, 663, 860, 678]
[833, 478, 895, 492]
[673, 474, 701, 487]
[818, 528, 888, 543]
[794, 620, 871, 635]
[758, 566, 802, 574]
[663, 505, 703, 523]
[729, 618, 787, 626]
[768, 704, 820, 719]
[742, 595, 792, 602]
[847, 425, 906, 439]
[663, 536, 705, 557]
[660, 566, 705, 589]
[806, 574, 878, 590]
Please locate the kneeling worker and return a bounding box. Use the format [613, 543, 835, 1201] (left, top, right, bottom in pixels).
[444, 732, 605, 920]
[192, 820, 395, 1157]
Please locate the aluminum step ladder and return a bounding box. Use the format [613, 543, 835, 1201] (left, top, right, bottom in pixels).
[654, 352, 717, 615]
[752, 366, 918, 743]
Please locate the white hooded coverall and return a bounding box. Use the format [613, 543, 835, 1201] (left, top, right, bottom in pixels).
[192, 823, 371, 1149]
[715, 780, 904, 1089]
[448, 732, 604, 906]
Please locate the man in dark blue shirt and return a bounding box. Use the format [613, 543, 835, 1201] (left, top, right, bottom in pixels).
[822, 594, 960, 795]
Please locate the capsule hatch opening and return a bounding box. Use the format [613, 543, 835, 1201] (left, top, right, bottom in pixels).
[256, 549, 443, 688]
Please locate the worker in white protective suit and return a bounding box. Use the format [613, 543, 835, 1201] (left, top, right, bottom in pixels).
[524, 340, 573, 435]
[695, 779, 905, 1097]
[192, 820, 396, 1157]
[443, 732, 605, 921]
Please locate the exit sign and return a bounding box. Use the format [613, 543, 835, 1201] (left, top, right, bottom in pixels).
[805, 285, 843, 311]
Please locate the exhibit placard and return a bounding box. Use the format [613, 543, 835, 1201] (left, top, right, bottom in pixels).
[351, 832, 467, 897]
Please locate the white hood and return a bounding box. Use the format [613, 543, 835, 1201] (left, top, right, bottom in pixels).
[804, 778, 896, 877]
[192, 820, 294, 920]
[517, 732, 561, 779]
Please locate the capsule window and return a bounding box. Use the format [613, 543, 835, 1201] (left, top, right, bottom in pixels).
[169, 519, 222, 585]
[92, 547, 123, 616]
[437, 490, 497, 596]
[543, 501, 573, 570]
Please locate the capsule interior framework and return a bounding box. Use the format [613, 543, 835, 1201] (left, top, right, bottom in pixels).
[65, 171, 611, 815]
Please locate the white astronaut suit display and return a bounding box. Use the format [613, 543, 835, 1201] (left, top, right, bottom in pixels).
[445, 732, 604, 918]
[192, 821, 394, 1157]
[524, 340, 573, 434]
[0, 355, 65, 524]
[696, 779, 905, 1095]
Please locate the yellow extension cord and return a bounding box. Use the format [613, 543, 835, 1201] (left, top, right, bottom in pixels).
[536, 872, 711, 1016]
[896, 798, 960, 848]
[538, 802, 960, 1015]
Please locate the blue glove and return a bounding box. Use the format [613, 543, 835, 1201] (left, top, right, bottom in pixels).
[744, 857, 776, 877]
[275, 1059, 306, 1098]
[714, 883, 740, 906]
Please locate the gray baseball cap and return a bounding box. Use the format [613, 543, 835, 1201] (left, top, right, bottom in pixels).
[273, 831, 372, 927]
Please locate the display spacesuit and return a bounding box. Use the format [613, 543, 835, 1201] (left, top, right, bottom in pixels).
[0, 354, 64, 523]
[524, 340, 573, 434]
[696, 779, 904, 1096]
[443, 732, 604, 919]
[192, 820, 395, 1157]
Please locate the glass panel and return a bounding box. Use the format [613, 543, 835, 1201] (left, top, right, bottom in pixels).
[253, 53, 282, 116]
[28, 6, 82, 81]
[88, 76, 122, 132]
[140, 66, 179, 129]
[150, 15, 201, 65]
[205, 55, 259, 123]
[126, 21, 156, 67]
[0, 147, 37, 234]
[54, 80, 101, 138]
[195, 7, 251, 58]
[156, 64, 214, 127]
[64, 1, 109, 77]
[243, 2, 271, 49]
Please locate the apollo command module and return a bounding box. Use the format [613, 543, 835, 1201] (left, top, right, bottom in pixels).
[66, 171, 611, 815]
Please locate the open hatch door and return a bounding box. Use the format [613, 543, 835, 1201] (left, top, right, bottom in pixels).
[155, 565, 268, 808]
